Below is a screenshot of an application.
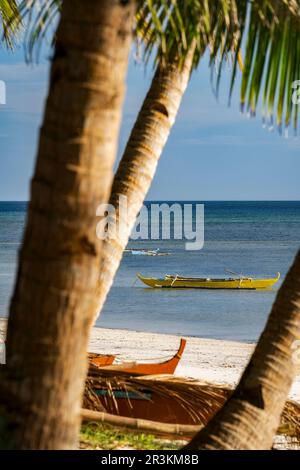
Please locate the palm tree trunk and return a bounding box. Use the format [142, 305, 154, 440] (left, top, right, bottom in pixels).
[0, 0, 135, 450]
[96, 44, 195, 315]
[186, 250, 300, 450]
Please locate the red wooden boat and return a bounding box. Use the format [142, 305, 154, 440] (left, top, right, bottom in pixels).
[88, 353, 115, 367]
[89, 338, 186, 375]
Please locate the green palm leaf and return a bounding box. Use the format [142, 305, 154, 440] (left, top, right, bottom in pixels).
[222, 1, 300, 134]
[0, 0, 21, 48]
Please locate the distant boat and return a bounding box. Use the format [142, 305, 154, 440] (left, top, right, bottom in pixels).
[137, 272, 280, 289]
[125, 248, 170, 256]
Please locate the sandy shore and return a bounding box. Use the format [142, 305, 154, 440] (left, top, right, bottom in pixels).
[1, 318, 299, 402]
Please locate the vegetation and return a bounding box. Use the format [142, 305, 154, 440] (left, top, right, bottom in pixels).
[0, 0, 20, 47]
[80, 423, 181, 450]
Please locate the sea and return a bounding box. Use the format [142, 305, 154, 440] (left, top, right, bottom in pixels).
[0, 201, 299, 342]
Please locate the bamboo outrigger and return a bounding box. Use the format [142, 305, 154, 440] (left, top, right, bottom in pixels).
[137, 272, 280, 290]
[88, 338, 186, 375]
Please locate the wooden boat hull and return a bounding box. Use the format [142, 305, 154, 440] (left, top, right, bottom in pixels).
[85, 373, 300, 432]
[88, 353, 115, 367]
[94, 388, 199, 425]
[105, 338, 186, 375]
[137, 272, 280, 290]
[85, 374, 228, 426]
[84, 376, 300, 437]
[89, 339, 186, 375]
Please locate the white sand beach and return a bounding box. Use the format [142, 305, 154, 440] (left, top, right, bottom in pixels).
[1, 317, 299, 402]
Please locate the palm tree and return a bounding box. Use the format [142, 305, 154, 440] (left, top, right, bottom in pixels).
[0, 0, 135, 449]
[185, 0, 300, 449]
[0, 0, 204, 451]
[96, 47, 196, 312]
[186, 249, 300, 449]
[95, 0, 300, 325]
[95, 0, 219, 312]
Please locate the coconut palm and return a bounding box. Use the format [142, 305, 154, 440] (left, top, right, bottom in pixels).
[186, 1, 300, 449]
[187, 249, 300, 449]
[0, 0, 211, 451]
[96, 0, 300, 324]
[96, 48, 196, 312]
[0, 0, 136, 450]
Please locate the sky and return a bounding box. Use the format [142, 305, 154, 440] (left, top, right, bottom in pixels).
[0, 41, 300, 201]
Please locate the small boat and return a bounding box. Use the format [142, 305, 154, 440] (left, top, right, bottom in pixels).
[89, 338, 186, 375]
[125, 248, 170, 256]
[137, 272, 280, 290]
[88, 353, 115, 367]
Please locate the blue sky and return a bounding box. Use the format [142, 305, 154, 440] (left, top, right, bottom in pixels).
[0, 43, 300, 201]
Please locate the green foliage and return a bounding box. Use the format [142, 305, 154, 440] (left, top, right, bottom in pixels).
[5, 1, 300, 132]
[222, 1, 300, 134]
[80, 422, 181, 450]
[0, 0, 21, 48]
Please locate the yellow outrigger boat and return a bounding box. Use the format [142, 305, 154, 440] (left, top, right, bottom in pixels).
[137, 272, 280, 290]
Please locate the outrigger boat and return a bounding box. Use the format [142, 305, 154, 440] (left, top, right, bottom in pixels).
[125, 248, 170, 256]
[137, 272, 280, 290]
[88, 338, 186, 375]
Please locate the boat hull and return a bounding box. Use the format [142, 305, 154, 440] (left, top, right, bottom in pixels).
[86, 375, 229, 426]
[89, 339, 186, 375]
[88, 353, 115, 367]
[137, 273, 280, 290]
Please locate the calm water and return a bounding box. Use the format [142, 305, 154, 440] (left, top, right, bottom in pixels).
[0, 201, 299, 342]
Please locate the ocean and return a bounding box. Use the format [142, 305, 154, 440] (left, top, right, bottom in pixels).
[0, 201, 299, 342]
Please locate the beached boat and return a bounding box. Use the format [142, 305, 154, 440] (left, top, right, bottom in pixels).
[85, 373, 227, 426]
[84, 372, 300, 432]
[88, 353, 115, 367]
[137, 272, 280, 289]
[89, 338, 186, 375]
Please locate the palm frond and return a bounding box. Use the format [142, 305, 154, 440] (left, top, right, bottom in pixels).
[14, 0, 60, 62]
[213, 1, 300, 134]
[0, 0, 22, 48]
[13, 0, 300, 132]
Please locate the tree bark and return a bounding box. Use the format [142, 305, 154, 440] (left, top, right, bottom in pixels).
[96, 44, 195, 315]
[0, 0, 135, 450]
[186, 249, 300, 450]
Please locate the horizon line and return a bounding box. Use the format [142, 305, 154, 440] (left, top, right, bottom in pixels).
[1, 199, 300, 203]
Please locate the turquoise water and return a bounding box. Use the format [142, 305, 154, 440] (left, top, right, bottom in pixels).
[0, 201, 299, 341]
